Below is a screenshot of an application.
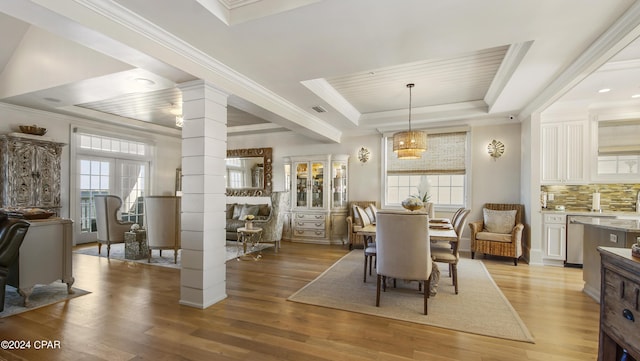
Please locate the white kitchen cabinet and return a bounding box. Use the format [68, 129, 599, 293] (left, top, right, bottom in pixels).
[541, 120, 588, 184]
[542, 213, 566, 266]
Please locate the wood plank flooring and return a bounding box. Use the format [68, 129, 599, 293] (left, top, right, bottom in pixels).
[0, 242, 600, 360]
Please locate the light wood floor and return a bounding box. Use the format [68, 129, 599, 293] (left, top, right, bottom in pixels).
[0, 242, 600, 361]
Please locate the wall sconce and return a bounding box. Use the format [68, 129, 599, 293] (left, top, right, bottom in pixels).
[487, 139, 505, 160]
[357, 147, 371, 163]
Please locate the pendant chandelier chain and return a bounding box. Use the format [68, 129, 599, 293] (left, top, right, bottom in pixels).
[407, 83, 414, 131]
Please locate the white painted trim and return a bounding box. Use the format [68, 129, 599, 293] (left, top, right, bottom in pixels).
[300, 78, 361, 125]
[521, 1, 640, 119]
[485, 41, 534, 113]
[71, 0, 342, 143]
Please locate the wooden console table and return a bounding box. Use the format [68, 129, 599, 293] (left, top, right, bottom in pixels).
[598, 247, 640, 361]
[7, 218, 74, 306]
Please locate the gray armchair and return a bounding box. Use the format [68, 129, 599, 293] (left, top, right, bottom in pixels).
[94, 195, 135, 258]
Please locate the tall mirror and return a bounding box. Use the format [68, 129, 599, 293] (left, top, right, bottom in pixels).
[226, 147, 273, 196]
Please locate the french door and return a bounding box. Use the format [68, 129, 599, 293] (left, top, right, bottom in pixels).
[76, 156, 148, 244]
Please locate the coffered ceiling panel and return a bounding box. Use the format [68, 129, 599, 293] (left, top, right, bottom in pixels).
[0, 0, 638, 140]
[325, 46, 510, 114]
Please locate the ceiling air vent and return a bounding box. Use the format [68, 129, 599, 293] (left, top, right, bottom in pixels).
[312, 105, 327, 113]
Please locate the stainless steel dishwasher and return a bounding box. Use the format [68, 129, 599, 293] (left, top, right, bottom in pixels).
[566, 215, 614, 267]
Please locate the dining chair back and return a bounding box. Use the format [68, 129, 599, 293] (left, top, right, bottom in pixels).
[431, 209, 470, 294]
[144, 196, 181, 263]
[375, 210, 432, 314]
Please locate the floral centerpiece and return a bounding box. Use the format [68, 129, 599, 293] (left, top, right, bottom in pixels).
[245, 214, 255, 229]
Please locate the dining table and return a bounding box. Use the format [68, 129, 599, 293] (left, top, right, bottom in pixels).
[356, 217, 457, 242]
[427, 218, 458, 242]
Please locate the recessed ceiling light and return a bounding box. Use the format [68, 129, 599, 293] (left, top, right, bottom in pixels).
[632, 94, 640, 98]
[598, 88, 611, 93]
[133, 78, 155, 86]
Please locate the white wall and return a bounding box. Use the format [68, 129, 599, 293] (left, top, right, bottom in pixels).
[0, 103, 182, 217]
[469, 122, 522, 210]
[228, 132, 382, 202]
[230, 123, 523, 251]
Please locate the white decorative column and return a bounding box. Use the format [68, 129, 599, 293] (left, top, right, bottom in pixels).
[178, 80, 228, 308]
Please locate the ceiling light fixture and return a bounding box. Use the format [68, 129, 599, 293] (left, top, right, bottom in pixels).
[392, 83, 427, 159]
[598, 88, 611, 93]
[133, 77, 155, 86]
[632, 94, 640, 99]
[175, 115, 184, 128]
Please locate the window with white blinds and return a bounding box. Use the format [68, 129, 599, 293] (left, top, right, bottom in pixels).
[384, 131, 468, 208]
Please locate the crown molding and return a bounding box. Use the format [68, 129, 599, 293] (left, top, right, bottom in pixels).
[196, 0, 321, 26]
[521, 1, 640, 119]
[300, 78, 361, 125]
[65, 0, 341, 143]
[361, 100, 488, 126]
[485, 41, 533, 113]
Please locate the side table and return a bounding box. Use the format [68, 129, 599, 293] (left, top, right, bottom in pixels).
[124, 230, 148, 260]
[236, 227, 263, 261]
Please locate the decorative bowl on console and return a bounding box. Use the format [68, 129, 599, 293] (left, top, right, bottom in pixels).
[1, 207, 54, 220]
[19, 125, 47, 136]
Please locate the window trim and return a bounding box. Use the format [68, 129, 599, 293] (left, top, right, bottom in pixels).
[380, 127, 471, 211]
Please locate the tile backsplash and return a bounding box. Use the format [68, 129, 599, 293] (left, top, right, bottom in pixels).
[541, 184, 640, 212]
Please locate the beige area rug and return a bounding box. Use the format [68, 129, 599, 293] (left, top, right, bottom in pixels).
[288, 250, 535, 343]
[74, 241, 273, 268]
[1, 282, 90, 318]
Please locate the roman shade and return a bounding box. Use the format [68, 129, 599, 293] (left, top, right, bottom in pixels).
[386, 132, 467, 175]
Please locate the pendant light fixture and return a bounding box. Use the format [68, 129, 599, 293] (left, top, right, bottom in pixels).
[392, 83, 427, 159]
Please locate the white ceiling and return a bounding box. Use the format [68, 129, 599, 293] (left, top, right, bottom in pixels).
[0, 0, 639, 141]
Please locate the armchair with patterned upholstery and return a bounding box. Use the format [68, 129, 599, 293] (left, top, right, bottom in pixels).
[345, 201, 377, 249]
[469, 203, 525, 266]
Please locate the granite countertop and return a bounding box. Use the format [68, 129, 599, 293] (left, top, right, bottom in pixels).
[570, 216, 640, 232]
[541, 209, 640, 217]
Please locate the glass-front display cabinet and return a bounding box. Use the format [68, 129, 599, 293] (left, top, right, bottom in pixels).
[331, 158, 348, 209]
[285, 154, 349, 244]
[294, 161, 325, 209]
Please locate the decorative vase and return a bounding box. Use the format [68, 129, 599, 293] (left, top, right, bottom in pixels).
[401, 197, 424, 211]
[245, 221, 253, 230]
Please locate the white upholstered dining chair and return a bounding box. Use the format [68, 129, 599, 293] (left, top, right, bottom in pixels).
[144, 196, 181, 263]
[375, 210, 432, 315]
[431, 209, 470, 294]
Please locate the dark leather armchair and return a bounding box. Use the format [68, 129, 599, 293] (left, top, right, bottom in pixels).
[0, 212, 30, 312]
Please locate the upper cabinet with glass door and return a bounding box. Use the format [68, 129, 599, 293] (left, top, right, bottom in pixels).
[294, 160, 325, 210]
[290, 154, 349, 211]
[331, 155, 349, 210]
